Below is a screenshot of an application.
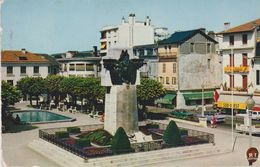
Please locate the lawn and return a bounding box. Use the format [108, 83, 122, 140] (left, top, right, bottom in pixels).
[2, 119, 38, 133]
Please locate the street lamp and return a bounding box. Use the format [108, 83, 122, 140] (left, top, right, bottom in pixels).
[245, 96, 255, 147]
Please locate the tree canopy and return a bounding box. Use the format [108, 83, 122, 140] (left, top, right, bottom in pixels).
[1, 81, 22, 112]
[137, 78, 165, 106]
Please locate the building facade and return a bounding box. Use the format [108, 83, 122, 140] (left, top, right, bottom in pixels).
[52, 48, 101, 78]
[156, 29, 222, 109]
[216, 19, 260, 113]
[100, 14, 168, 56]
[1, 49, 59, 85]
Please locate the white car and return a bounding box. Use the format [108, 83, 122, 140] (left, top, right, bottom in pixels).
[196, 111, 225, 123]
[236, 111, 260, 120]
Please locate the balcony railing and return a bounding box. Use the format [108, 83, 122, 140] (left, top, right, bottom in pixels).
[158, 52, 177, 58]
[224, 66, 249, 73]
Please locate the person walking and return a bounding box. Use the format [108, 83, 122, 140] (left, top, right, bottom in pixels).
[211, 114, 217, 128]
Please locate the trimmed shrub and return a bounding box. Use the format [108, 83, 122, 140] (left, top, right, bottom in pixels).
[55, 131, 69, 139]
[67, 127, 81, 134]
[75, 138, 91, 148]
[78, 129, 113, 146]
[146, 123, 159, 129]
[111, 127, 134, 154]
[163, 120, 184, 147]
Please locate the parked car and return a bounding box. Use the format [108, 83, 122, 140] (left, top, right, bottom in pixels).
[196, 111, 225, 123]
[171, 109, 194, 119]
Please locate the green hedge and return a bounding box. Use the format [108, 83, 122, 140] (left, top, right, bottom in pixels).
[146, 123, 159, 129]
[163, 120, 184, 147]
[75, 138, 91, 148]
[111, 127, 134, 154]
[67, 127, 81, 134]
[55, 131, 69, 139]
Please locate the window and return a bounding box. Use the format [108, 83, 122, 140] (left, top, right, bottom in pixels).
[172, 77, 176, 85]
[229, 35, 234, 45]
[20, 66, 26, 74]
[168, 45, 171, 50]
[76, 64, 85, 71]
[164, 46, 167, 50]
[86, 64, 94, 71]
[230, 75, 234, 88]
[207, 43, 211, 53]
[242, 34, 247, 44]
[242, 53, 248, 66]
[108, 42, 111, 47]
[7, 80, 13, 86]
[69, 64, 75, 71]
[160, 77, 164, 84]
[257, 70, 260, 85]
[19, 56, 27, 60]
[162, 63, 166, 73]
[173, 63, 176, 73]
[190, 43, 194, 53]
[33, 66, 39, 74]
[242, 75, 247, 89]
[64, 64, 67, 71]
[166, 77, 169, 84]
[207, 59, 211, 69]
[7, 66, 13, 74]
[229, 54, 234, 67]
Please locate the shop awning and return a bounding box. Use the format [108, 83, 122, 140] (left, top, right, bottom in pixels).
[215, 94, 248, 110]
[155, 93, 176, 105]
[183, 91, 213, 101]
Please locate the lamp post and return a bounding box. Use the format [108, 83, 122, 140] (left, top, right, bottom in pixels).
[201, 84, 205, 117]
[245, 96, 255, 147]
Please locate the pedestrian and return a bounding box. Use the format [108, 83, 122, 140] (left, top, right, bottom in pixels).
[211, 114, 217, 128]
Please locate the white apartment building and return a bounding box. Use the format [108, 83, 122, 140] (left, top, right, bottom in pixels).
[1, 49, 59, 85]
[100, 14, 167, 56]
[216, 19, 260, 113]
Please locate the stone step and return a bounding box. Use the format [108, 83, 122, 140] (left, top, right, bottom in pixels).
[88, 143, 213, 163]
[28, 139, 85, 167]
[87, 145, 226, 167]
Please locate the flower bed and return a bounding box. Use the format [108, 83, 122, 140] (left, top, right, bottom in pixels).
[77, 129, 113, 146]
[84, 147, 113, 158]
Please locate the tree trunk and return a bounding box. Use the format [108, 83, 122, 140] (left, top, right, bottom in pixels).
[29, 95, 32, 106]
[81, 99, 83, 112]
[36, 96, 39, 107]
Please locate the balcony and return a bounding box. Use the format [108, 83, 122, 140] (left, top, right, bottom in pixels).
[158, 52, 177, 59]
[224, 66, 249, 73]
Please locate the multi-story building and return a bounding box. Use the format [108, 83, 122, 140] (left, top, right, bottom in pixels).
[156, 29, 221, 109]
[216, 19, 260, 113]
[1, 49, 59, 85]
[52, 47, 101, 77]
[133, 44, 158, 79]
[100, 14, 168, 56]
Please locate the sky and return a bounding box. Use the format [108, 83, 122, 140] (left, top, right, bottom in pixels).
[2, 0, 260, 54]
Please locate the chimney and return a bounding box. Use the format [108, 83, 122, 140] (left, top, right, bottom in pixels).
[122, 17, 125, 23]
[93, 46, 98, 57]
[224, 22, 230, 31]
[21, 48, 26, 54]
[146, 16, 151, 26]
[128, 13, 135, 25]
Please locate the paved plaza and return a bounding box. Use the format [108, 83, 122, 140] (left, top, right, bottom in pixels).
[2, 102, 260, 166]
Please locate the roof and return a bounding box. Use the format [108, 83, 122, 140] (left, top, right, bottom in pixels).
[51, 50, 97, 59]
[35, 54, 59, 66]
[1, 50, 49, 63]
[133, 44, 157, 49]
[217, 18, 260, 34]
[158, 29, 217, 45]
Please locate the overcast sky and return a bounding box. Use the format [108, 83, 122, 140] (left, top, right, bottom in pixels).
[2, 0, 260, 54]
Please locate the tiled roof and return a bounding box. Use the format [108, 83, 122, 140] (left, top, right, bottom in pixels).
[158, 29, 217, 45]
[217, 18, 260, 34]
[1, 50, 49, 63]
[133, 44, 157, 49]
[35, 54, 59, 66]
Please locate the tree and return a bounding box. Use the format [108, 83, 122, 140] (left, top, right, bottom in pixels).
[45, 75, 64, 105]
[137, 78, 165, 119]
[1, 81, 22, 115]
[17, 77, 46, 107]
[163, 120, 184, 147]
[111, 127, 133, 154]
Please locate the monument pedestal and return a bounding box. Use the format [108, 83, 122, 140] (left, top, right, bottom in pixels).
[104, 84, 139, 135]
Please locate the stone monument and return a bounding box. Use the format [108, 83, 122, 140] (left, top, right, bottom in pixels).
[101, 48, 144, 135]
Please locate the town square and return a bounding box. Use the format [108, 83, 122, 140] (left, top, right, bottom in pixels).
[1, 0, 260, 166]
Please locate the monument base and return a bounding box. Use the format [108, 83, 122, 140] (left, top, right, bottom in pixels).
[104, 84, 139, 135]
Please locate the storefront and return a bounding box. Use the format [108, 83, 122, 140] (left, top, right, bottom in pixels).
[155, 92, 176, 109]
[182, 91, 214, 106]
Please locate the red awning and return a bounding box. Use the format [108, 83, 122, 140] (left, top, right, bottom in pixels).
[253, 106, 260, 111]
